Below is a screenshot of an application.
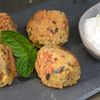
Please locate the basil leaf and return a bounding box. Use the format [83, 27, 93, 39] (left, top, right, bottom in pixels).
[0, 31, 37, 77]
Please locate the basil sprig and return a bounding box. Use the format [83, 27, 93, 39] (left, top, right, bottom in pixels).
[0, 31, 37, 77]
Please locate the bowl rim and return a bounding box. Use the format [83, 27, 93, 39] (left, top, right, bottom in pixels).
[79, 2, 100, 57]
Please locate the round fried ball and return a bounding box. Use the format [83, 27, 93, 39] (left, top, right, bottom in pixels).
[27, 10, 69, 47]
[0, 13, 17, 31]
[0, 44, 16, 87]
[35, 45, 81, 89]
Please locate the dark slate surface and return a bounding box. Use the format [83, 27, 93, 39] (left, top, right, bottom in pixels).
[0, 0, 100, 100]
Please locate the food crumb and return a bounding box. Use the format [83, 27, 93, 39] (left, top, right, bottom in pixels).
[29, 0, 32, 3]
[51, 94, 57, 100]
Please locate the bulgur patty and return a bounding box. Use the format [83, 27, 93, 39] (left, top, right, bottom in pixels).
[0, 13, 16, 31]
[0, 44, 16, 87]
[35, 45, 81, 89]
[27, 10, 69, 47]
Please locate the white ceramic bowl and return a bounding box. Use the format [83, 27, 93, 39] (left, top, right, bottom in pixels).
[79, 2, 100, 60]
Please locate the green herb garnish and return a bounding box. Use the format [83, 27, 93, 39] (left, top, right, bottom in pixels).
[0, 31, 37, 77]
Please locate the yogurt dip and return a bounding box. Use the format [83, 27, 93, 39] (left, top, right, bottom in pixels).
[84, 14, 100, 51]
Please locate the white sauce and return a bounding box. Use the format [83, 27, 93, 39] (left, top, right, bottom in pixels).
[84, 14, 100, 51]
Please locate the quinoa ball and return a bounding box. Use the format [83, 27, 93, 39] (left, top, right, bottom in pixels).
[27, 10, 69, 47]
[0, 44, 16, 87]
[0, 13, 17, 31]
[35, 45, 81, 89]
